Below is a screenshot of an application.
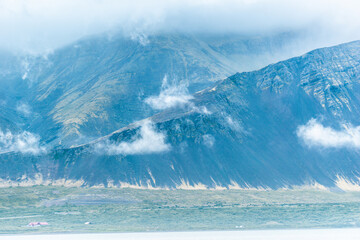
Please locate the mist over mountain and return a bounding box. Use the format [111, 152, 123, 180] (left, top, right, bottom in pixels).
[0, 32, 305, 147]
[1, 0, 360, 54]
[1, 40, 360, 190]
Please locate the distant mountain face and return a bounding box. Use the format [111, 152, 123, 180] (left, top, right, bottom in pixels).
[0, 51, 26, 132]
[0, 32, 299, 147]
[1, 40, 360, 189]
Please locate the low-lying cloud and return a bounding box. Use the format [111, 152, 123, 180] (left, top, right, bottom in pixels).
[145, 75, 193, 110]
[0, 130, 46, 155]
[224, 115, 243, 132]
[1, 0, 359, 53]
[98, 120, 170, 155]
[16, 102, 32, 117]
[297, 119, 360, 149]
[202, 134, 215, 148]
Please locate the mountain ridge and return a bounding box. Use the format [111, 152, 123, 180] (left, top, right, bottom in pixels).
[1, 40, 360, 190]
[0, 32, 302, 147]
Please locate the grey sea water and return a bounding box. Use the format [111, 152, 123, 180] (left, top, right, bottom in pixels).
[1, 186, 360, 234]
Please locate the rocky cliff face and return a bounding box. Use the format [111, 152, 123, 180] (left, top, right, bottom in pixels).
[1, 40, 360, 189]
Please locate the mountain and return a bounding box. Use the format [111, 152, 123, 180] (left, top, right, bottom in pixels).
[1, 40, 360, 189]
[0, 32, 302, 147]
[0, 50, 27, 131]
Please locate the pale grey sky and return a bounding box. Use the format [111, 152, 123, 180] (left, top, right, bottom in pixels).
[0, 0, 359, 53]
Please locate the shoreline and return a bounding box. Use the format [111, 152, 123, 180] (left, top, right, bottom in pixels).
[1, 228, 360, 240]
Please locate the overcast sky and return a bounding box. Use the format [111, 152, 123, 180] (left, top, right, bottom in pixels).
[0, 0, 359, 53]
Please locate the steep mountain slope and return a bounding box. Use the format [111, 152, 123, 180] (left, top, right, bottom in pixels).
[2, 40, 360, 189]
[25, 33, 236, 146]
[0, 51, 29, 132]
[0, 32, 299, 147]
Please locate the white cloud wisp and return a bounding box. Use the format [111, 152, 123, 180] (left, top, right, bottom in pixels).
[145, 75, 194, 110]
[99, 120, 170, 155]
[202, 134, 215, 148]
[0, 130, 46, 155]
[297, 119, 360, 149]
[16, 103, 32, 117]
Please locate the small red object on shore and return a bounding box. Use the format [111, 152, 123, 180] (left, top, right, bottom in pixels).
[28, 222, 49, 227]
